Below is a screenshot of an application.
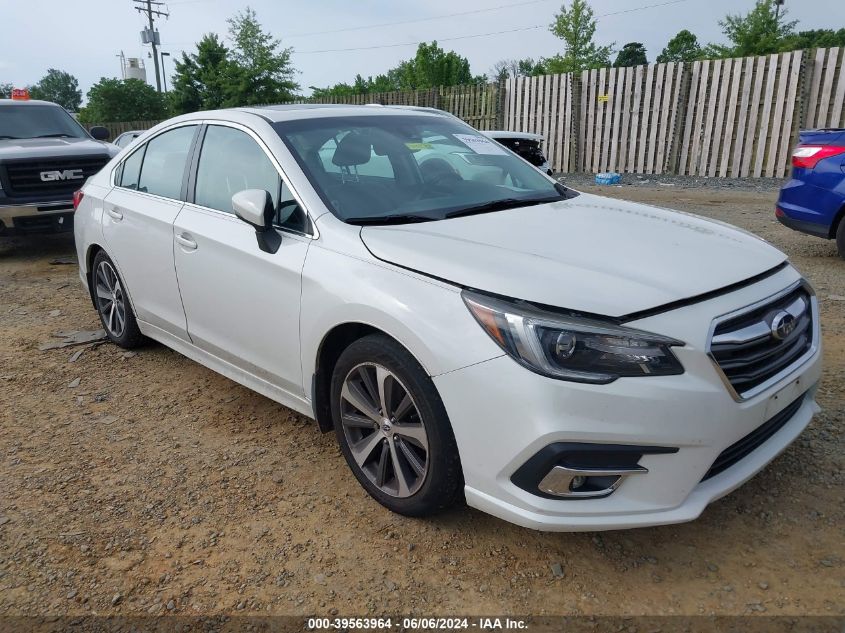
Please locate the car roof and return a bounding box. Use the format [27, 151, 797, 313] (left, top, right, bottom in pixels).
[233, 103, 459, 123]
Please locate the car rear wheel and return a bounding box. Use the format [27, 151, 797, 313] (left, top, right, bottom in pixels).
[91, 251, 144, 349]
[330, 334, 463, 516]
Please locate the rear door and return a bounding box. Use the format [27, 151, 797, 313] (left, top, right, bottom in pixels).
[172, 122, 311, 396]
[103, 123, 199, 340]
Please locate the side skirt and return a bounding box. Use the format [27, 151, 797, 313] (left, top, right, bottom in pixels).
[137, 320, 315, 420]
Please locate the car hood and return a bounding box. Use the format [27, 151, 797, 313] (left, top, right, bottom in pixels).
[0, 137, 117, 160]
[359, 193, 787, 317]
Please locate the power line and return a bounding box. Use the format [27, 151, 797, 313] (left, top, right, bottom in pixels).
[293, 0, 694, 54]
[295, 25, 544, 55]
[283, 0, 555, 39]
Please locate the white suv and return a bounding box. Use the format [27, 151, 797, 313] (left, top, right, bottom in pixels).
[73, 105, 822, 531]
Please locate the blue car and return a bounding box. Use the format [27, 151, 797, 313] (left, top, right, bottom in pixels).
[776, 128, 845, 258]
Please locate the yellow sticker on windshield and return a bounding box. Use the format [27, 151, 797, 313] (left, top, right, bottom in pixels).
[405, 142, 433, 151]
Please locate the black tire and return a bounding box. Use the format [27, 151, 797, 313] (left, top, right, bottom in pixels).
[330, 334, 464, 517]
[836, 215, 845, 260]
[91, 250, 144, 349]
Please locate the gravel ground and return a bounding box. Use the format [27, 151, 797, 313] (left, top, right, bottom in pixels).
[0, 183, 843, 621]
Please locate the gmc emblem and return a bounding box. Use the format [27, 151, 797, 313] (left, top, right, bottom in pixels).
[40, 169, 84, 182]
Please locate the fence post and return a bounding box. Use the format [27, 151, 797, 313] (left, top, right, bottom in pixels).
[797, 48, 815, 132]
[667, 62, 693, 175]
[570, 72, 583, 174]
[496, 79, 507, 130]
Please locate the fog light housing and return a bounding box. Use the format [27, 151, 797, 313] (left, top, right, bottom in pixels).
[511, 443, 679, 500]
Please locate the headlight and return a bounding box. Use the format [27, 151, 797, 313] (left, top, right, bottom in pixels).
[462, 290, 685, 384]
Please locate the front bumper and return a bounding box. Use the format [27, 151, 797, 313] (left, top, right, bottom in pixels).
[434, 265, 823, 531]
[0, 201, 74, 235]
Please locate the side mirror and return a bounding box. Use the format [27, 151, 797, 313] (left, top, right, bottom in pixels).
[89, 126, 109, 141]
[232, 189, 280, 254]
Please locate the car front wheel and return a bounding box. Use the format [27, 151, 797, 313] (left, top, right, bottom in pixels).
[330, 334, 463, 516]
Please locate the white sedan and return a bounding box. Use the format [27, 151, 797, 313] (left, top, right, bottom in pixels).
[73, 104, 821, 531]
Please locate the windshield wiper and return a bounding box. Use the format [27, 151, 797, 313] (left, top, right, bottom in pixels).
[346, 214, 436, 226]
[0, 135, 21, 139]
[444, 195, 563, 219]
[35, 133, 73, 138]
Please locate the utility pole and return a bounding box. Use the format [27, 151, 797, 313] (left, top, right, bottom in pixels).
[774, 0, 785, 23]
[134, 0, 169, 92]
[160, 52, 171, 92]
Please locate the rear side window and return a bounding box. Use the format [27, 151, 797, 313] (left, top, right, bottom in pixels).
[119, 146, 145, 190]
[136, 125, 197, 199]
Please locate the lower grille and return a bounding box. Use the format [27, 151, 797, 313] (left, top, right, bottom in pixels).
[701, 392, 806, 481]
[1, 156, 109, 197]
[708, 281, 816, 400]
[12, 212, 74, 233]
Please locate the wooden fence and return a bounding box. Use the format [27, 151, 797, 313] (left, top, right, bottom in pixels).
[87, 119, 162, 141]
[805, 46, 845, 129]
[296, 83, 502, 131]
[504, 46, 844, 177]
[503, 74, 574, 176]
[90, 47, 844, 178]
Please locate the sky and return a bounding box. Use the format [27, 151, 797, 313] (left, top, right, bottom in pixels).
[1, 0, 843, 99]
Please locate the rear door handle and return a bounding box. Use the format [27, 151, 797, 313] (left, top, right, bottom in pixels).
[175, 233, 198, 250]
[106, 207, 123, 221]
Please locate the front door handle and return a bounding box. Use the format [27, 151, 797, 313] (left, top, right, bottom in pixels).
[106, 207, 123, 221]
[175, 233, 198, 250]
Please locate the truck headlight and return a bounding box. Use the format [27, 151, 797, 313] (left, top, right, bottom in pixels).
[463, 290, 685, 384]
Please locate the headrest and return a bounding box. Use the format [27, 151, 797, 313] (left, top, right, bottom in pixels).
[332, 132, 372, 167]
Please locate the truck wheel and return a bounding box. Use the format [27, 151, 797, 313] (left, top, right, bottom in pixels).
[91, 251, 144, 349]
[330, 334, 464, 517]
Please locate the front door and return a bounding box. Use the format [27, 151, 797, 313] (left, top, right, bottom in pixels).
[173, 123, 311, 396]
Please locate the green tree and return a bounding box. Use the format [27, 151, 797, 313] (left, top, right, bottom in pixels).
[170, 33, 230, 114]
[78, 78, 169, 123]
[28, 69, 82, 111]
[546, 0, 612, 73]
[0, 83, 13, 98]
[490, 58, 550, 81]
[656, 29, 702, 63]
[313, 42, 482, 96]
[779, 28, 845, 52]
[224, 7, 299, 106]
[707, 0, 797, 58]
[392, 41, 477, 90]
[614, 42, 647, 67]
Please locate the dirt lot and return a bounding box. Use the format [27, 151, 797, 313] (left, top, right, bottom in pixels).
[1, 183, 843, 620]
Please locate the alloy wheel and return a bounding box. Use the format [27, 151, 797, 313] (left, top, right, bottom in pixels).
[95, 260, 127, 338]
[340, 363, 429, 498]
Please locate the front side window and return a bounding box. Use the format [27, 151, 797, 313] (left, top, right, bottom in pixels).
[274, 114, 572, 224]
[194, 125, 307, 232]
[136, 125, 197, 199]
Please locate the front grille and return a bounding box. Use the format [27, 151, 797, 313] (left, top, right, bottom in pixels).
[701, 392, 806, 481]
[1, 156, 109, 197]
[708, 283, 815, 399]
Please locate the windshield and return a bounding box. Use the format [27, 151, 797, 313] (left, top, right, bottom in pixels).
[0, 104, 89, 140]
[273, 115, 572, 224]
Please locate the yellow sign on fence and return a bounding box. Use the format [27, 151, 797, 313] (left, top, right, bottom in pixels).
[598, 94, 610, 103]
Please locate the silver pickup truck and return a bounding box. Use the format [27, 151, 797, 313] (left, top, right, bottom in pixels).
[0, 99, 118, 236]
